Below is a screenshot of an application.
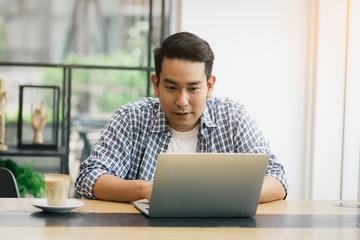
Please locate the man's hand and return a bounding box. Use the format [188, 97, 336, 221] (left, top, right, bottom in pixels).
[259, 176, 286, 203]
[93, 174, 154, 202]
[144, 181, 153, 201]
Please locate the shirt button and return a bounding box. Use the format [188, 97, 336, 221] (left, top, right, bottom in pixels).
[166, 132, 171, 137]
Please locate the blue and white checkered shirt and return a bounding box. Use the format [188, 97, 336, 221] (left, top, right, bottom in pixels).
[75, 97, 288, 199]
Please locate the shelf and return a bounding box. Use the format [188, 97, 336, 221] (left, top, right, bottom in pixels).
[0, 146, 66, 158]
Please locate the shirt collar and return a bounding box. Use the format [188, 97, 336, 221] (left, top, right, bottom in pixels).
[150, 102, 170, 133]
[201, 100, 217, 128]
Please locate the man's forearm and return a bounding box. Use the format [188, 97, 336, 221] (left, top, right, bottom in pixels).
[93, 174, 153, 202]
[259, 176, 286, 203]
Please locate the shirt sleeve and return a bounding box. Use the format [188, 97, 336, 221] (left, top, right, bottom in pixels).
[75, 108, 133, 199]
[233, 104, 288, 198]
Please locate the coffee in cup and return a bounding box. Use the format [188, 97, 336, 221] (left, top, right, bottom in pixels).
[44, 174, 71, 206]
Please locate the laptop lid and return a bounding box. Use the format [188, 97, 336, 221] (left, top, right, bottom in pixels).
[134, 153, 268, 218]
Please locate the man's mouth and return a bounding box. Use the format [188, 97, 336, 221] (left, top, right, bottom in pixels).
[174, 111, 191, 116]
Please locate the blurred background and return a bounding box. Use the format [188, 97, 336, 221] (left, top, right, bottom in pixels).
[0, 0, 359, 201]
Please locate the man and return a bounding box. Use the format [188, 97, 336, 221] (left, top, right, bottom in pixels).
[75, 32, 287, 203]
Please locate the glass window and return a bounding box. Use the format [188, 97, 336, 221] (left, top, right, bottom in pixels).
[0, 0, 171, 66]
[0, 0, 173, 175]
[0, 0, 170, 119]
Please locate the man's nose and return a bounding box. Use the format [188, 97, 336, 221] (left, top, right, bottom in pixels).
[176, 90, 189, 107]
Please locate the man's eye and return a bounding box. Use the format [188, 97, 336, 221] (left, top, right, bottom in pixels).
[166, 86, 176, 91]
[189, 87, 200, 92]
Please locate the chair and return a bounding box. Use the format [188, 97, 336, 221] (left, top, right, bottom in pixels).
[79, 130, 92, 162]
[0, 167, 20, 198]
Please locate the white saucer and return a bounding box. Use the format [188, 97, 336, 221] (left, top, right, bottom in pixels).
[31, 199, 84, 213]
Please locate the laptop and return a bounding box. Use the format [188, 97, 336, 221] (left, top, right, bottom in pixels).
[134, 153, 269, 218]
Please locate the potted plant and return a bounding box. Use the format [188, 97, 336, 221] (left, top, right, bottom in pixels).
[0, 159, 44, 198]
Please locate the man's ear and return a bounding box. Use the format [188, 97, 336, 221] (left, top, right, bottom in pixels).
[151, 74, 160, 97]
[206, 75, 216, 99]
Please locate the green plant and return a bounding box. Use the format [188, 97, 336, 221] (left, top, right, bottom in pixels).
[0, 159, 45, 198]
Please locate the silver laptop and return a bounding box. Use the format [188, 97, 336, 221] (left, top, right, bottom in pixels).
[134, 153, 268, 218]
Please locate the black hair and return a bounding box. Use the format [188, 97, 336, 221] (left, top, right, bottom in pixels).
[154, 32, 214, 80]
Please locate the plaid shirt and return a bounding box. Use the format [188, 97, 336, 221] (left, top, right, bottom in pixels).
[75, 97, 288, 199]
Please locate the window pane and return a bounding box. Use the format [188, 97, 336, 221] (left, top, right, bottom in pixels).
[71, 68, 148, 118]
[0, 0, 170, 67]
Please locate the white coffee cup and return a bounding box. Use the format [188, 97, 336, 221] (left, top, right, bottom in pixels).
[44, 174, 71, 206]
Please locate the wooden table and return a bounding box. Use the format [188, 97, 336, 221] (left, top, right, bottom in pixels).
[1, 198, 359, 240]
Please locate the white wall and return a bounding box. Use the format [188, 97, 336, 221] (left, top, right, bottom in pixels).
[311, 0, 348, 200]
[180, 0, 310, 200]
[342, 0, 360, 200]
[309, 0, 360, 200]
[180, 0, 360, 200]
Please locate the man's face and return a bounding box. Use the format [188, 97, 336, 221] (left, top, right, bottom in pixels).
[151, 57, 215, 132]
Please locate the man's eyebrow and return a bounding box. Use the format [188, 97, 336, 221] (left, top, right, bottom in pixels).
[163, 78, 202, 86]
[163, 79, 177, 85]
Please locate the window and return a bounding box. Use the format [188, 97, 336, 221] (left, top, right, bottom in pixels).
[0, 0, 175, 174]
